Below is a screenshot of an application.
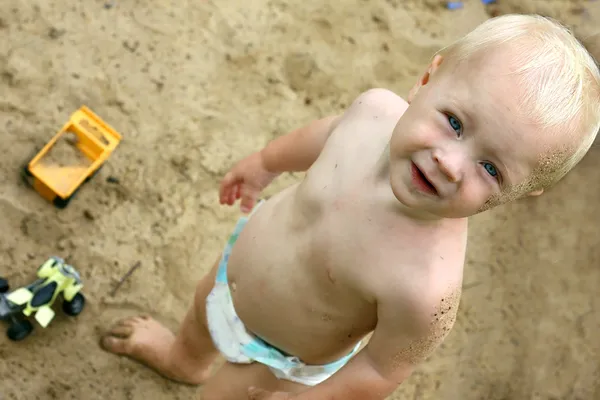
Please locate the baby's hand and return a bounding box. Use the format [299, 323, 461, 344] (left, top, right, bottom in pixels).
[219, 151, 279, 213]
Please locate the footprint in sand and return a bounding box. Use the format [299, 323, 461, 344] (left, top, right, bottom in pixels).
[282, 52, 338, 100]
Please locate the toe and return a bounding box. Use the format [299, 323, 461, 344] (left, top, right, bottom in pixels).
[100, 335, 131, 354]
[117, 316, 141, 327]
[109, 324, 134, 339]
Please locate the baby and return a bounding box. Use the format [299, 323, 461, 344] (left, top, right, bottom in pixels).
[101, 14, 600, 400]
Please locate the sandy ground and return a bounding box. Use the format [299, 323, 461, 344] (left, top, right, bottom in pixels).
[0, 0, 599, 399]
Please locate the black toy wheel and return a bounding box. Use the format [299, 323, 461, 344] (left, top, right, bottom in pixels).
[7, 319, 34, 341]
[0, 277, 9, 293]
[53, 195, 73, 209]
[63, 293, 85, 316]
[53, 184, 83, 209]
[21, 165, 34, 186]
[21, 148, 39, 186]
[85, 165, 103, 182]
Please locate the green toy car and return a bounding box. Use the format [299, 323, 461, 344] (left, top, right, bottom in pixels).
[0, 256, 85, 341]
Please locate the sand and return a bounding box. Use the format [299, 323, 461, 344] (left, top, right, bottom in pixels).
[0, 0, 599, 399]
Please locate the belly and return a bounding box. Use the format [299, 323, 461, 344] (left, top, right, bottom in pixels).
[225, 188, 375, 364]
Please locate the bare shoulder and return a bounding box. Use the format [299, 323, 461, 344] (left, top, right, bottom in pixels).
[344, 88, 409, 119]
[317, 88, 408, 155]
[380, 281, 461, 349]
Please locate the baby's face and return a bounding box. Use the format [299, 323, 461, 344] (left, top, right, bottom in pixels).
[388, 53, 557, 219]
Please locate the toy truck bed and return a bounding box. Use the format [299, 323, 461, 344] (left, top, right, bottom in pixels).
[23, 106, 122, 208]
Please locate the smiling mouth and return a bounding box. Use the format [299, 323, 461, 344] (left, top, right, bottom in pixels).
[411, 163, 438, 195]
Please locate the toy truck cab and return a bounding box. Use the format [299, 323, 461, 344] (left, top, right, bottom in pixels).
[23, 106, 122, 208]
[0, 256, 86, 341]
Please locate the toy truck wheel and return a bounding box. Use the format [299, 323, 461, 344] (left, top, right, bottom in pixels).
[85, 165, 103, 182]
[53, 185, 81, 209]
[21, 147, 41, 186]
[62, 293, 85, 316]
[0, 278, 9, 293]
[7, 319, 34, 341]
[53, 195, 73, 209]
[21, 166, 34, 187]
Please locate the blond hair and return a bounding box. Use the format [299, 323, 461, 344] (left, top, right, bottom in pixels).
[438, 14, 600, 190]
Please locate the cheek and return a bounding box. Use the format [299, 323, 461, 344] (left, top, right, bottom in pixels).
[456, 180, 493, 209]
[412, 114, 446, 145]
[395, 120, 438, 153]
[391, 106, 448, 158]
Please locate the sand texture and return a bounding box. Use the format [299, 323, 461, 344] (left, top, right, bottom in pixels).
[0, 0, 599, 399]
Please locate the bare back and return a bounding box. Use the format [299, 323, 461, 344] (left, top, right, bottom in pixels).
[228, 89, 468, 365]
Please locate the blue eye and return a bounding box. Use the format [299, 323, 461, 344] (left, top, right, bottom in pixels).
[483, 162, 497, 177]
[448, 115, 462, 135]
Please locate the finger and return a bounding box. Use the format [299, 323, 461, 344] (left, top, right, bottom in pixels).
[240, 186, 256, 214]
[222, 188, 233, 206]
[219, 172, 235, 203]
[224, 180, 240, 206]
[219, 181, 227, 204]
[228, 183, 239, 205]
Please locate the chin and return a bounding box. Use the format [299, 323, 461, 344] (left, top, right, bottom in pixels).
[389, 173, 427, 213]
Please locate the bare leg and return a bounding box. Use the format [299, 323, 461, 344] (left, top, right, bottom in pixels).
[100, 256, 222, 384]
[199, 362, 309, 400]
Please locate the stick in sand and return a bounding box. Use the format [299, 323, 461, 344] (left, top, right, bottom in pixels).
[110, 261, 141, 297]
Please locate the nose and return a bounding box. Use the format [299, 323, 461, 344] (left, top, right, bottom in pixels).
[432, 148, 462, 183]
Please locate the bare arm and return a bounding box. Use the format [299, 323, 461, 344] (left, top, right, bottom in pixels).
[260, 115, 341, 174]
[219, 114, 339, 211]
[292, 289, 460, 400]
[221, 88, 405, 212]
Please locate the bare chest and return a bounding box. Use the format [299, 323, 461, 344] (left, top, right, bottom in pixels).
[310, 201, 467, 296]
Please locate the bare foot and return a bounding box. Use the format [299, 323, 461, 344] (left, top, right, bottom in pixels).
[100, 315, 209, 385]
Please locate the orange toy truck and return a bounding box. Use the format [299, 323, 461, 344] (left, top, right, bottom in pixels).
[22, 106, 122, 208]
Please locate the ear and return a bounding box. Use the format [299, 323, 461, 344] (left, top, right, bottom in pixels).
[526, 189, 544, 197]
[408, 54, 444, 103]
